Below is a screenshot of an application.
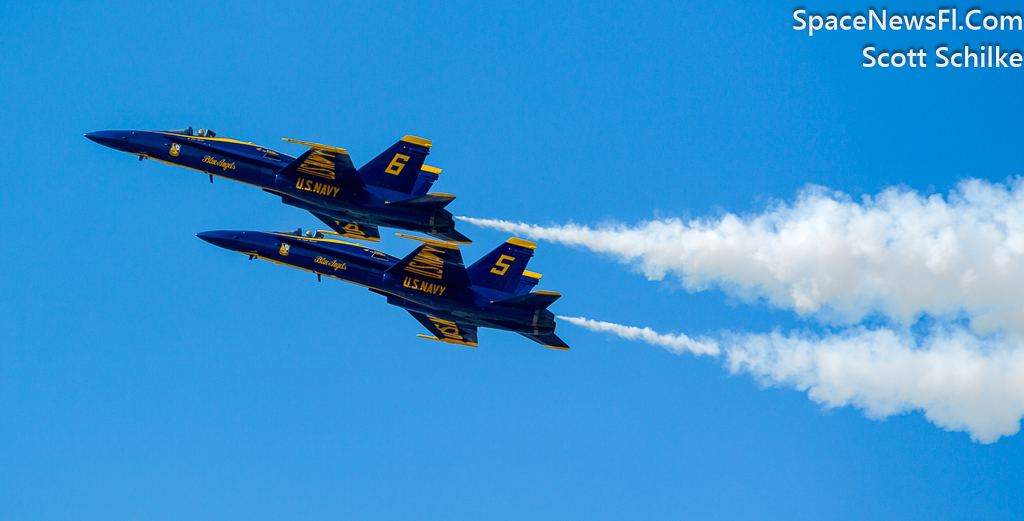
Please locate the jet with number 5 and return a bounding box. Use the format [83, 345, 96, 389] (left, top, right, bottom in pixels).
[196, 227, 570, 349]
[85, 126, 470, 243]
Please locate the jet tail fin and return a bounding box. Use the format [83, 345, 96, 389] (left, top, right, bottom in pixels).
[466, 238, 537, 294]
[513, 270, 542, 295]
[358, 136, 432, 194]
[410, 165, 442, 196]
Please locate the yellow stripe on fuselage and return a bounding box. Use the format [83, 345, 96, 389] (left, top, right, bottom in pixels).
[281, 138, 349, 155]
[240, 251, 399, 294]
[153, 131, 259, 147]
[266, 232, 361, 248]
[394, 233, 460, 249]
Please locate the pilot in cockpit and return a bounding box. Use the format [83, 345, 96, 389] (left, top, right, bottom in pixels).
[286, 228, 325, 239]
[169, 127, 219, 138]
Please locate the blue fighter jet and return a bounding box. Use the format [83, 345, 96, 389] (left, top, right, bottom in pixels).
[196, 228, 569, 349]
[86, 127, 470, 243]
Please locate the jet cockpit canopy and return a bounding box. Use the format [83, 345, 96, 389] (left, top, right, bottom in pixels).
[283, 228, 326, 239]
[165, 127, 220, 138]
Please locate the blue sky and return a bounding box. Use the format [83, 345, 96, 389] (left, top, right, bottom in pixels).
[2, 0, 1023, 519]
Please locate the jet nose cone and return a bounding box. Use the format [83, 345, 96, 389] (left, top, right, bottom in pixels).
[197, 230, 231, 248]
[85, 130, 130, 150]
[196, 231, 218, 244]
[197, 230, 250, 252]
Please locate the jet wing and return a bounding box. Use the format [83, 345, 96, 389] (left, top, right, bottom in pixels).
[408, 311, 478, 347]
[385, 235, 472, 287]
[279, 138, 364, 187]
[310, 212, 381, 242]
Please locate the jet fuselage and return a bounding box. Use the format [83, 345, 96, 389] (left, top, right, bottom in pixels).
[196, 230, 557, 336]
[85, 129, 460, 238]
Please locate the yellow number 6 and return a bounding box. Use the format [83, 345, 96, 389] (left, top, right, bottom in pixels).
[386, 153, 410, 175]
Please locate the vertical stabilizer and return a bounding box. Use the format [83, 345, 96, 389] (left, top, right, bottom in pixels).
[466, 238, 537, 294]
[358, 136, 432, 194]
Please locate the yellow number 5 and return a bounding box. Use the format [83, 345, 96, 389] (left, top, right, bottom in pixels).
[490, 255, 515, 275]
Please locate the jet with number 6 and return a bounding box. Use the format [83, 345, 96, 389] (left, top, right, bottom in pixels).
[196, 228, 570, 349]
[86, 126, 470, 243]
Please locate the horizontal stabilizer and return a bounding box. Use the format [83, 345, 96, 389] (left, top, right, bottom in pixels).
[310, 212, 380, 242]
[519, 332, 570, 350]
[387, 193, 456, 210]
[492, 291, 561, 310]
[426, 228, 472, 244]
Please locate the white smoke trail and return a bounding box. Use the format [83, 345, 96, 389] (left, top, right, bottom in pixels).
[460, 177, 1024, 337]
[558, 315, 1024, 443]
[464, 177, 1024, 443]
[725, 326, 1024, 444]
[557, 316, 720, 356]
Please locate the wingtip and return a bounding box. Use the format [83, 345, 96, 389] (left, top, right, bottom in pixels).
[417, 334, 478, 347]
[281, 137, 348, 154]
[395, 233, 461, 249]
